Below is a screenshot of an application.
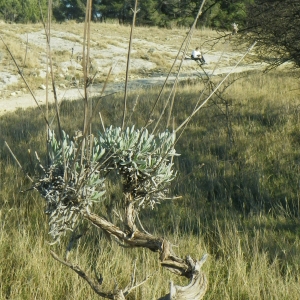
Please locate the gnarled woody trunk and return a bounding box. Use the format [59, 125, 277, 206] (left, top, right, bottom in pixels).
[83, 211, 208, 299]
[158, 256, 208, 300]
[85, 212, 191, 277]
[49, 192, 208, 299]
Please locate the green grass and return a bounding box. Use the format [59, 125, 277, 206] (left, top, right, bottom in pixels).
[0, 70, 300, 299]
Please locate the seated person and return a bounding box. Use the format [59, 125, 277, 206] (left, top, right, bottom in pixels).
[191, 47, 206, 64]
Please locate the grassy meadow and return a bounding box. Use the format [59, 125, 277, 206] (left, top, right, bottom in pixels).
[0, 66, 300, 299]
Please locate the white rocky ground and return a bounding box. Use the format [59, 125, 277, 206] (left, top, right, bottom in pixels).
[0, 28, 265, 115]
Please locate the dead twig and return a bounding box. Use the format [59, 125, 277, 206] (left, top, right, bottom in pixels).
[122, 0, 139, 130]
[4, 141, 33, 183]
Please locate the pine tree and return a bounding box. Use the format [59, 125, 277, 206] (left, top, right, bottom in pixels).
[53, 0, 86, 21]
[18, 0, 48, 23]
[0, 0, 21, 22]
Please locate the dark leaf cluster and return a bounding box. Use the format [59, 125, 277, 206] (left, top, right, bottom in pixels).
[244, 0, 300, 69]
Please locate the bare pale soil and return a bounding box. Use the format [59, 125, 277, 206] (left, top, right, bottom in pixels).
[0, 21, 264, 115]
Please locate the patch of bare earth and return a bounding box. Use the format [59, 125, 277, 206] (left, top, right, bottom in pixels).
[0, 22, 264, 115]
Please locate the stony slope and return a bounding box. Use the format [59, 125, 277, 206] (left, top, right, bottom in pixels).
[0, 22, 263, 115]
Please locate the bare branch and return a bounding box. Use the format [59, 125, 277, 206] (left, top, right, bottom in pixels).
[122, 0, 139, 130]
[50, 251, 115, 299]
[151, 0, 207, 134]
[4, 141, 33, 183]
[84, 211, 205, 279]
[0, 34, 50, 128]
[50, 251, 154, 299]
[175, 41, 257, 134]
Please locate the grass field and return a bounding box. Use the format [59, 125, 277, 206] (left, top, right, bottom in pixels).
[0, 65, 300, 299]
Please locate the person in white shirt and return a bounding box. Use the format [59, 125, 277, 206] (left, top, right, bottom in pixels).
[191, 47, 206, 64]
[232, 22, 238, 35]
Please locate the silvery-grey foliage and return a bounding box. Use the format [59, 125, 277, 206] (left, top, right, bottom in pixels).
[34, 126, 178, 243]
[96, 126, 178, 208]
[34, 130, 106, 243]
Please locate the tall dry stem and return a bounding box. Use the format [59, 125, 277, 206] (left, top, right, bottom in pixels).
[122, 0, 139, 130]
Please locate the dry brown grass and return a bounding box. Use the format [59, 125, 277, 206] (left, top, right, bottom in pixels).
[1, 68, 300, 299]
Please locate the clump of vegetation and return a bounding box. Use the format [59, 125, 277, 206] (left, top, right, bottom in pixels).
[2, 2, 214, 299]
[35, 126, 177, 244]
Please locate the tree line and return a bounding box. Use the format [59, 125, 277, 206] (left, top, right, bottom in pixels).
[0, 0, 253, 29]
[1, 0, 299, 69]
